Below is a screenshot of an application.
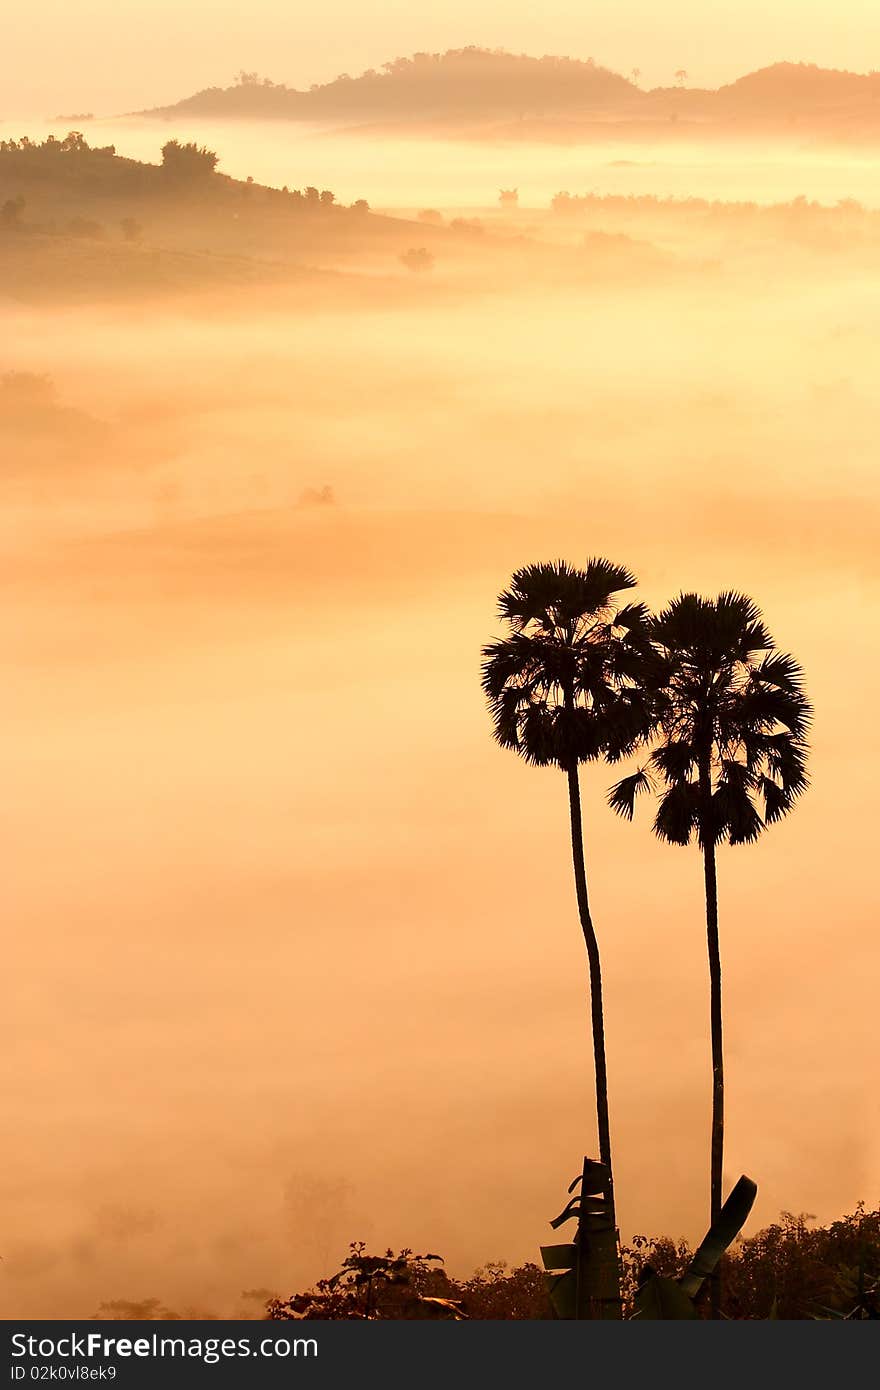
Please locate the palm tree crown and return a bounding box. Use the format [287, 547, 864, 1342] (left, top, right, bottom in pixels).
[481, 558, 652, 771]
[609, 591, 811, 845]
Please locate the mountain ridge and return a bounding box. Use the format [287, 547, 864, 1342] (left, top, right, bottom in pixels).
[136, 51, 880, 134]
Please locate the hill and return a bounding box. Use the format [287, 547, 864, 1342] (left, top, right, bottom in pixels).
[0, 132, 690, 304]
[141, 52, 880, 140]
[0, 131, 465, 301]
[141, 49, 639, 122]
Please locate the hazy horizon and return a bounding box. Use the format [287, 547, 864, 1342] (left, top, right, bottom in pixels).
[6, 2, 880, 116]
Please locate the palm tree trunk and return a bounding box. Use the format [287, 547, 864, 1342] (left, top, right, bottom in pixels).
[565, 764, 615, 1208]
[566, 762, 621, 1320]
[702, 837, 724, 1228]
[700, 757, 724, 1317]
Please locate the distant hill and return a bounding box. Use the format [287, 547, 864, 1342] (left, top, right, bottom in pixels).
[141, 52, 880, 138]
[140, 48, 639, 122]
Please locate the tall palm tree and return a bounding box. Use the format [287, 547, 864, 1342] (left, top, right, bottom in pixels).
[481, 559, 651, 1225]
[609, 593, 811, 1243]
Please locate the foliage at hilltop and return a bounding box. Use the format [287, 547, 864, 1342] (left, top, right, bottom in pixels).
[0, 132, 337, 207]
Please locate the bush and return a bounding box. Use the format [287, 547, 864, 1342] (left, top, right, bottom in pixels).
[399, 247, 434, 272]
[160, 140, 218, 180]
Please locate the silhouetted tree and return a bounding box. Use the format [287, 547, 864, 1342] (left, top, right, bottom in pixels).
[609, 592, 810, 1309]
[481, 561, 652, 1246]
[499, 188, 518, 205]
[120, 216, 142, 242]
[160, 139, 218, 180]
[399, 247, 434, 272]
[675, 69, 689, 86]
[1, 195, 25, 228]
[267, 1244, 457, 1320]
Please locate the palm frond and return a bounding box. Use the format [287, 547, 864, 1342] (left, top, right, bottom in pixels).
[653, 781, 700, 846]
[650, 740, 696, 783]
[713, 779, 764, 845]
[607, 768, 652, 820]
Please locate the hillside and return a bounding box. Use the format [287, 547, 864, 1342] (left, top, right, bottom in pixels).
[0, 132, 691, 304]
[0, 132, 466, 301]
[141, 52, 880, 139]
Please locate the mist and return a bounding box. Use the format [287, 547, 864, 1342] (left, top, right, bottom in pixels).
[2, 110, 878, 1319]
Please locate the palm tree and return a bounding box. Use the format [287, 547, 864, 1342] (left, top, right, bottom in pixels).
[609, 593, 810, 1253]
[481, 559, 651, 1230]
[675, 69, 689, 87]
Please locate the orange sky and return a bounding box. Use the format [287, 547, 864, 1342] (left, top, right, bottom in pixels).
[6, 0, 880, 114]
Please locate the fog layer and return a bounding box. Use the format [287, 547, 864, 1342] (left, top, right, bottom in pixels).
[2, 121, 878, 1317]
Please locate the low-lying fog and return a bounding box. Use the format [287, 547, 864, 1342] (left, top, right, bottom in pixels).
[5, 116, 880, 208]
[2, 121, 878, 1318]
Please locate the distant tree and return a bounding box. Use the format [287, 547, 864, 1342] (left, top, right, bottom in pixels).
[297, 484, 335, 507]
[675, 69, 689, 86]
[1, 195, 25, 228]
[120, 216, 142, 242]
[631, 68, 642, 85]
[499, 188, 518, 205]
[160, 139, 218, 180]
[304, 186, 320, 203]
[399, 247, 434, 272]
[350, 199, 369, 214]
[320, 190, 335, 205]
[417, 208, 443, 225]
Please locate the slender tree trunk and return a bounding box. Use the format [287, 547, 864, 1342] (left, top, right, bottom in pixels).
[700, 757, 724, 1317]
[702, 838, 724, 1228]
[566, 764, 615, 1212]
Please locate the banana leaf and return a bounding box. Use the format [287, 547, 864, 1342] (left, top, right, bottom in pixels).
[540, 1244, 576, 1272]
[634, 1274, 699, 1320]
[678, 1176, 757, 1299]
[542, 1158, 622, 1319]
[544, 1271, 577, 1321]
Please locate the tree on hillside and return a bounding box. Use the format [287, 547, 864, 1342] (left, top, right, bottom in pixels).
[160, 139, 218, 180]
[1, 195, 25, 228]
[481, 560, 653, 1316]
[608, 592, 811, 1313]
[675, 69, 689, 87]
